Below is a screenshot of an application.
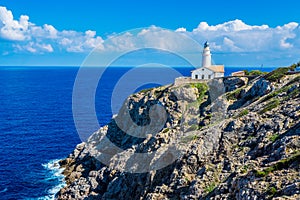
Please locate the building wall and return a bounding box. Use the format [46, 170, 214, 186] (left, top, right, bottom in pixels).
[231, 71, 245, 76]
[214, 72, 225, 78]
[191, 67, 215, 80]
[174, 77, 207, 86]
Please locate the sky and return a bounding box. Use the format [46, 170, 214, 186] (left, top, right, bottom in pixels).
[0, 0, 300, 66]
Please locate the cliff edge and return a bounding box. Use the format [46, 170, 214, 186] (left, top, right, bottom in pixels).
[57, 70, 300, 200]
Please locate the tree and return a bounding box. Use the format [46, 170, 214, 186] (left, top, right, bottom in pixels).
[290, 64, 297, 71]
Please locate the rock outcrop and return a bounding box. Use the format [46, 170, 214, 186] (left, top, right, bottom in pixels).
[57, 74, 300, 200]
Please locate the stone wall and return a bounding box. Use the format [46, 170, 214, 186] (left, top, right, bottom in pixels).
[174, 76, 207, 86]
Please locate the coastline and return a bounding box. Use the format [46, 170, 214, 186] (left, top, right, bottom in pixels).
[56, 72, 300, 199]
[40, 159, 66, 200]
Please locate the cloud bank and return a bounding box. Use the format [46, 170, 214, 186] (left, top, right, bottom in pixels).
[0, 6, 299, 65]
[0, 6, 104, 53]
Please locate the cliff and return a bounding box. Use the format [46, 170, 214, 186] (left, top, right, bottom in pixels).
[57, 71, 300, 200]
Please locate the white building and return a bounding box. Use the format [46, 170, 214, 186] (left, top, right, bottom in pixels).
[191, 42, 224, 80]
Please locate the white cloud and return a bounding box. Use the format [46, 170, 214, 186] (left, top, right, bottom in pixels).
[175, 27, 186, 32]
[0, 6, 103, 53]
[223, 37, 242, 51]
[280, 37, 293, 49]
[0, 6, 29, 40]
[186, 19, 300, 54]
[59, 30, 104, 52]
[40, 43, 54, 52]
[277, 22, 298, 30]
[13, 42, 53, 53]
[44, 24, 58, 38]
[194, 20, 269, 32]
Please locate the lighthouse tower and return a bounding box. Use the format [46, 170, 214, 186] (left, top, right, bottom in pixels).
[190, 41, 224, 80]
[202, 41, 211, 68]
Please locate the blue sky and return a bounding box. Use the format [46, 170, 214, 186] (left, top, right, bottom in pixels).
[0, 0, 300, 66]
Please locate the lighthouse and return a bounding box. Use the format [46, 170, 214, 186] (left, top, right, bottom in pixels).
[202, 41, 211, 68]
[190, 41, 224, 80]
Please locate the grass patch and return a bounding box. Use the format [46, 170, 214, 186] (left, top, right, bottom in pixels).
[140, 88, 153, 93]
[254, 151, 300, 177]
[180, 134, 199, 143]
[244, 70, 267, 76]
[192, 134, 199, 140]
[226, 88, 243, 100]
[284, 87, 300, 101]
[162, 128, 170, 133]
[154, 90, 163, 98]
[205, 182, 216, 193]
[288, 61, 300, 71]
[259, 99, 280, 114]
[190, 83, 209, 102]
[269, 134, 280, 142]
[188, 124, 199, 131]
[259, 85, 292, 103]
[205, 113, 212, 119]
[265, 67, 289, 82]
[235, 109, 249, 119]
[240, 165, 249, 174]
[267, 187, 277, 196]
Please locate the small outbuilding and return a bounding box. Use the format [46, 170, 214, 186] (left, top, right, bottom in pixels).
[231, 71, 245, 76]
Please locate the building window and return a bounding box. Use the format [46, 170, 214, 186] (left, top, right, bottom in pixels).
[208, 75, 211, 79]
[202, 75, 205, 79]
[195, 75, 198, 79]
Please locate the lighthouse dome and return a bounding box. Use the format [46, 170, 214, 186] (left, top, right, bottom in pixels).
[204, 41, 209, 48]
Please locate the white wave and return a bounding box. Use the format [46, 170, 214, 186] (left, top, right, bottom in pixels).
[0, 187, 8, 193]
[38, 159, 66, 200]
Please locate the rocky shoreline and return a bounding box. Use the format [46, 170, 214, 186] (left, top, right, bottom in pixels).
[56, 70, 299, 199]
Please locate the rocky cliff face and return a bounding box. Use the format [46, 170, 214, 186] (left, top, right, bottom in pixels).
[57, 73, 300, 200]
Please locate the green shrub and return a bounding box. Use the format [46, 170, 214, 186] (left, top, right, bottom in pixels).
[188, 124, 199, 131]
[192, 134, 199, 140]
[259, 99, 280, 114]
[226, 88, 243, 100]
[240, 165, 249, 174]
[259, 85, 292, 103]
[243, 70, 249, 75]
[205, 182, 216, 193]
[181, 134, 199, 143]
[205, 113, 212, 119]
[269, 134, 280, 142]
[140, 87, 153, 93]
[268, 187, 277, 196]
[254, 151, 300, 177]
[289, 64, 297, 71]
[162, 128, 170, 133]
[284, 87, 300, 101]
[249, 70, 267, 76]
[289, 61, 300, 71]
[265, 67, 289, 82]
[236, 109, 249, 118]
[254, 170, 267, 177]
[243, 69, 267, 76]
[191, 83, 209, 102]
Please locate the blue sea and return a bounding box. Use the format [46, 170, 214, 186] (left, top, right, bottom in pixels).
[0, 66, 275, 199]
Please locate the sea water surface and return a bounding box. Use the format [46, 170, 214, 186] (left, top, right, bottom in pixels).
[0, 66, 275, 199]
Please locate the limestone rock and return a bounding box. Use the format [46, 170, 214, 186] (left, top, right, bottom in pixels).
[56, 75, 300, 200]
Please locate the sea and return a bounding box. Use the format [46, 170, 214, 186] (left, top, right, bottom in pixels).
[0, 66, 275, 199]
